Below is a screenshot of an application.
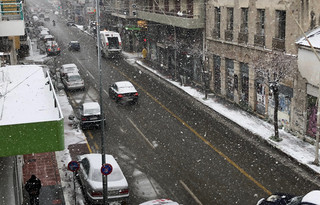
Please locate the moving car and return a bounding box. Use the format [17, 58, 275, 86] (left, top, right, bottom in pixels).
[68, 41, 80, 51]
[59, 63, 79, 77]
[140, 199, 179, 205]
[109, 81, 138, 104]
[77, 102, 104, 130]
[61, 72, 84, 90]
[77, 154, 129, 204]
[257, 190, 320, 205]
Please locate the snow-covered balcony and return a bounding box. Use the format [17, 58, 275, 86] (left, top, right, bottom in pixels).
[0, 1, 25, 37]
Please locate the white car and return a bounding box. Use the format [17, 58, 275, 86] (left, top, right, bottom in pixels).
[60, 63, 79, 77]
[61, 72, 84, 90]
[77, 154, 129, 204]
[140, 199, 179, 205]
[109, 81, 139, 104]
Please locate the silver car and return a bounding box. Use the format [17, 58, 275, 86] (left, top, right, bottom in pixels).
[60, 63, 79, 77]
[77, 154, 129, 204]
[61, 72, 84, 90]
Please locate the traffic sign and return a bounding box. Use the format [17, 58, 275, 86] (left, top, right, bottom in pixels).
[101, 163, 113, 175]
[67, 161, 80, 172]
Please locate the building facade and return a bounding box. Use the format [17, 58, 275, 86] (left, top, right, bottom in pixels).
[104, 0, 206, 86]
[206, 0, 320, 136]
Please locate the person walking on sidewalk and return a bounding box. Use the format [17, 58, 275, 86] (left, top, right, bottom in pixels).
[25, 175, 42, 205]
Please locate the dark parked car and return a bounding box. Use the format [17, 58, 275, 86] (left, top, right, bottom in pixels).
[257, 190, 320, 205]
[68, 41, 80, 51]
[109, 81, 139, 104]
[46, 41, 60, 56]
[77, 102, 104, 130]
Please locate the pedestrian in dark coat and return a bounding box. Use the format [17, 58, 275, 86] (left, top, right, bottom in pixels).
[25, 175, 42, 205]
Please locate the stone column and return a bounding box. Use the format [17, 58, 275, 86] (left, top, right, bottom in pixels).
[220, 57, 226, 96]
[248, 63, 256, 111]
[234, 61, 240, 104]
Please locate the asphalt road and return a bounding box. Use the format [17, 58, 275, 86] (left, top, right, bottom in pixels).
[27, 1, 320, 204]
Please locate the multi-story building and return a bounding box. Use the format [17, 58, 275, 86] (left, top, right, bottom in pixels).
[206, 0, 320, 138]
[0, 0, 26, 65]
[0, 1, 65, 203]
[104, 0, 206, 86]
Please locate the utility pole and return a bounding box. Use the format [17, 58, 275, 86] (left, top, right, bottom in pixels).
[96, 0, 108, 203]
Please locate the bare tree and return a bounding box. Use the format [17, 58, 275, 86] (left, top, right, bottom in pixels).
[253, 51, 297, 141]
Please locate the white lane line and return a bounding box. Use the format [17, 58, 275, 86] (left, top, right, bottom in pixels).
[103, 89, 109, 97]
[128, 118, 155, 149]
[87, 70, 95, 80]
[179, 180, 203, 205]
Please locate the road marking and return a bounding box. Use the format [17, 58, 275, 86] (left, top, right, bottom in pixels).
[113, 67, 272, 195]
[87, 70, 95, 80]
[179, 180, 203, 205]
[128, 118, 155, 149]
[85, 138, 92, 153]
[103, 89, 109, 97]
[87, 131, 94, 140]
[93, 142, 99, 151]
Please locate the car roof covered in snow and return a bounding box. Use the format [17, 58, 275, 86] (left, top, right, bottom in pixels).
[114, 81, 137, 93]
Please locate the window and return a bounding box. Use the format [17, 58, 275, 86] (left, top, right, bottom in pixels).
[275, 10, 286, 39]
[213, 7, 221, 38]
[256, 9, 265, 36]
[175, 0, 181, 13]
[227, 8, 234, 31]
[240, 8, 248, 33]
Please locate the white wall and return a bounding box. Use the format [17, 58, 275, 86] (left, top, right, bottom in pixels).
[298, 48, 320, 86]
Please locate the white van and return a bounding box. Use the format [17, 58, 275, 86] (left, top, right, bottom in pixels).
[99, 30, 122, 58]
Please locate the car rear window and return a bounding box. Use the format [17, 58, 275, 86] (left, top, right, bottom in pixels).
[91, 167, 123, 182]
[68, 75, 81, 81]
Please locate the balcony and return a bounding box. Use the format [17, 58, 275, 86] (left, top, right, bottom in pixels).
[136, 8, 204, 29]
[238, 32, 248, 44]
[272, 37, 285, 51]
[0, 1, 25, 37]
[254, 34, 265, 47]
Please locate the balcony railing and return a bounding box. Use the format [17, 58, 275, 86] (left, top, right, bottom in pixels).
[138, 7, 198, 19]
[254, 34, 265, 47]
[272, 37, 285, 51]
[238, 32, 248, 44]
[225, 30, 233, 41]
[0, 1, 24, 21]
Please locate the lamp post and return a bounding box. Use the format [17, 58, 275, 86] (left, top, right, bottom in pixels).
[96, 0, 108, 203]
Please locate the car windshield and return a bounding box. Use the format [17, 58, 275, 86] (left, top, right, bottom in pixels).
[66, 67, 77, 72]
[68, 75, 81, 81]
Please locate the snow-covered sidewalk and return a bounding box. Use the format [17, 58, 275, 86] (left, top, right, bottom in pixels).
[123, 52, 320, 175]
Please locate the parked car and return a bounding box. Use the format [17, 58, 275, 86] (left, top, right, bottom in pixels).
[140, 199, 179, 205]
[72, 102, 105, 130]
[257, 190, 320, 205]
[68, 41, 80, 51]
[109, 81, 139, 104]
[46, 41, 60, 56]
[76, 154, 129, 204]
[44, 15, 50, 21]
[61, 72, 84, 91]
[66, 21, 75, 26]
[59, 63, 79, 77]
[43, 35, 55, 43]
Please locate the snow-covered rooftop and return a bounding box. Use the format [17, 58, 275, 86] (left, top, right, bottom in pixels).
[296, 26, 320, 49]
[0, 65, 62, 126]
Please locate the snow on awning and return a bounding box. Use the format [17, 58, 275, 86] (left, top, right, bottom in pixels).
[296, 26, 320, 49]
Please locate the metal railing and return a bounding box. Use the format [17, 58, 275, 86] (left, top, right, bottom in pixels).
[0, 1, 24, 21]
